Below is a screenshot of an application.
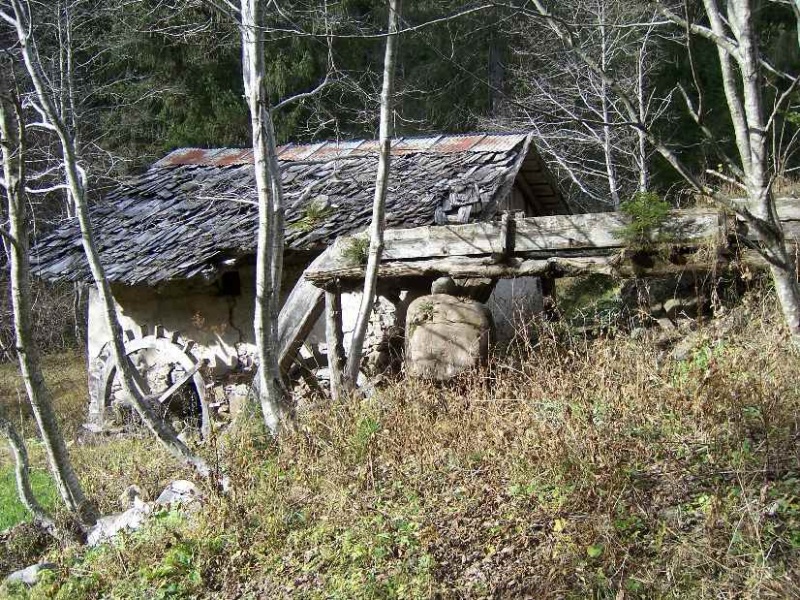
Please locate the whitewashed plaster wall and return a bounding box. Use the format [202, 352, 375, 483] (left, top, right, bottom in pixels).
[88, 271, 258, 377]
[87, 267, 545, 398]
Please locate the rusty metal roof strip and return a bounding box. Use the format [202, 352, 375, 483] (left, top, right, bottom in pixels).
[470, 133, 527, 152]
[155, 132, 527, 168]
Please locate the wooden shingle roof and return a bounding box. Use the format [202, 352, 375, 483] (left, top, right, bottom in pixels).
[32, 132, 566, 285]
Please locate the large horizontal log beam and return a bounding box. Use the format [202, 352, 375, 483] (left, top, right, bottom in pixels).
[379, 209, 722, 260]
[306, 200, 800, 287]
[305, 253, 746, 287]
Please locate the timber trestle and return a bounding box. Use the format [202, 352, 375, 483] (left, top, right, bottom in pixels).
[275, 199, 800, 366]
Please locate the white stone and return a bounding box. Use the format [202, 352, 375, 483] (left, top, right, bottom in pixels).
[5, 562, 57, 586]
[156, 480, 203, 507]
[86, 499, 153, 546]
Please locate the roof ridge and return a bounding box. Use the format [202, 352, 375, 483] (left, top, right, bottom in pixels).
[154, 131, 532, 168]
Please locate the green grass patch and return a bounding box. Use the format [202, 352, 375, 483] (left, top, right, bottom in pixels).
[0, 465, 58, 531]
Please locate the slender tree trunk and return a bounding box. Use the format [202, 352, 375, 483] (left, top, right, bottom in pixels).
[636, 44, 649, 192]
[0, 90, 97, 529]
[5, 0, 212, 478]
[345, 0, 402, 386]
[240, 0, 288, 434]
[598, 9, 621, 208]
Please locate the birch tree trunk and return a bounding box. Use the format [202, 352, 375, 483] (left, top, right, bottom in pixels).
[240, 0, 288, 434]
[0, 89, 97, 530]
[636, 42, 649, 193]
[708, 0, 800, 341]
[344, 0, 402, 387]
[3, 0, 212, 478]
[598, 7, 621, 209]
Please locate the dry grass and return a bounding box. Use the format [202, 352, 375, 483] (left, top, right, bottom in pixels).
[0, 352, 88, 443]
[4, 289, 800, 598]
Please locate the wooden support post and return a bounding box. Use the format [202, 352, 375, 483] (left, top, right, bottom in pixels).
[540, 275, 557, 321]
[325, 283, 346, 402]
[499, 211, 515, 260]
[278, 246, 335, 371]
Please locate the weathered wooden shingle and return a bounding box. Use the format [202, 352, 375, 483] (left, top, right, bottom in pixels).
[31, 132, 565, 285]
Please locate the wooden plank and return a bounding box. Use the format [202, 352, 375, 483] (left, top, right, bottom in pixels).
[305, 200, 800, 288]
[499, 212, 514, 258]
[324, 287, 346, 401]
[379, 209, 722, 261]
[150, 362, 204, 405]
[513, 210, 720, 253]
[736, 218, 800, 242]
[277, 245, 338, 369]
[731, 197, 800, 220]
[306, 253, 733, 284]
[145, 360, 208, 438]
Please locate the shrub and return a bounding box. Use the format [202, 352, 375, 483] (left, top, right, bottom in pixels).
[618, 191, 672, 247]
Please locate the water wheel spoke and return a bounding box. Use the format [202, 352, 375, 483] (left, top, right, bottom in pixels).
[150, 361, 204, 405]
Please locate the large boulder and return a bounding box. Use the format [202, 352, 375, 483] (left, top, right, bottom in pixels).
[405, 294, 493, 380]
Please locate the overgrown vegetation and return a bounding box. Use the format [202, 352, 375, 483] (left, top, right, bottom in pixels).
[288, 200, 335, 233]
[0, 355, 194, 533]
[341, 235, 371, 266]
[618, 191, 673, 248]
[555, 274, 626, 332]
[0, 279, 82, 363]
[2, 285, 799, 598]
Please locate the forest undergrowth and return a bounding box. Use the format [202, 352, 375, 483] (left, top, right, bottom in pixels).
[2, 286, 800, 598]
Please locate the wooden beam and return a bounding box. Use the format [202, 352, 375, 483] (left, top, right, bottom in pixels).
[306, 253, 737, 284]
[304, 200, 800, 288]
[499, 212, 514, 259]
[730, 197, 800, 220]
[377, 209, 722, 261]
[738, 220, 800, 242]
[150, 361, 204, 406]
[278, 245, 339, 370]
[145, 360, 207, 437]
[324, 286, 346, 401]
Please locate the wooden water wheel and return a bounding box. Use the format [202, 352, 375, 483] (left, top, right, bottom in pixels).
[98, 326, 210, 437]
